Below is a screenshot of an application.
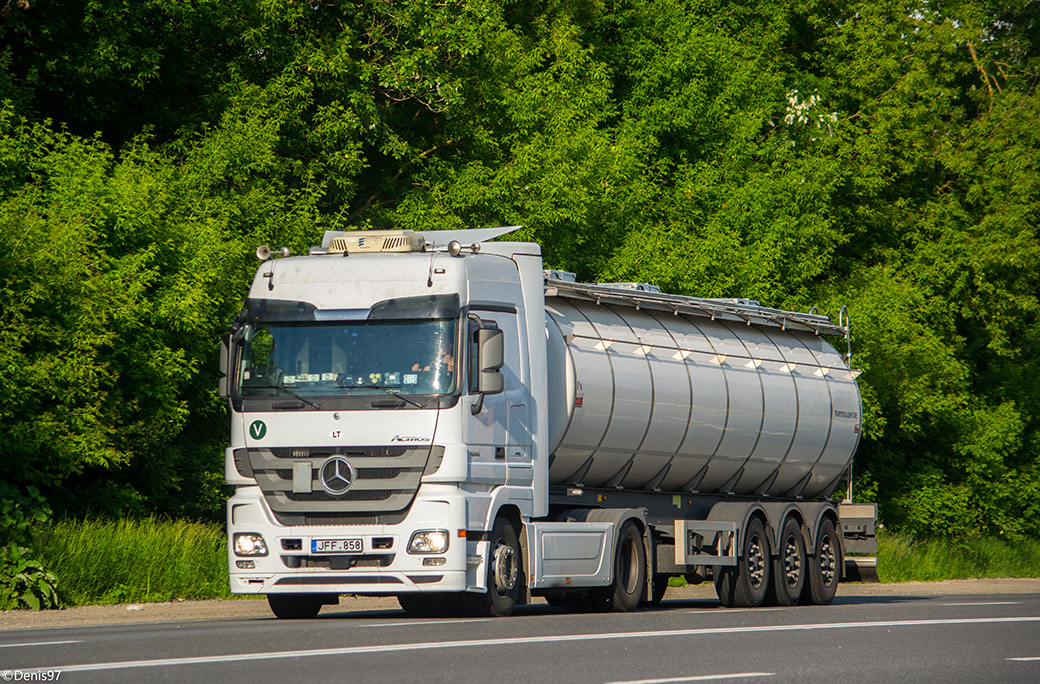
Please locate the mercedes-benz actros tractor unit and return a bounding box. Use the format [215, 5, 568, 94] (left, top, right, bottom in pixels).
[219, 227, 876, 619]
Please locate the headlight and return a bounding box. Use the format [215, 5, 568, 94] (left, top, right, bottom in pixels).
[233, 533, 269, 557]
[408, 530, 449, 554]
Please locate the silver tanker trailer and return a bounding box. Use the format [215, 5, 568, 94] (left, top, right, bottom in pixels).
[220, 227, 877, 619]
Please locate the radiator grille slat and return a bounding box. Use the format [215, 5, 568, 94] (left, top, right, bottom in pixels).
[248, 445, 433, 523]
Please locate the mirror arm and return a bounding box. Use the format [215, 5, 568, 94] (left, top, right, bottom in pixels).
[471, 393, 485, 415]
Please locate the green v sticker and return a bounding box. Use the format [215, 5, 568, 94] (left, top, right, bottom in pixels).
[249, 420, 267, 440]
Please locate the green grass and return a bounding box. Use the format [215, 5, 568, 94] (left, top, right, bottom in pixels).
[23, 519, 1040, 607]
[876, 531, 1040, 583]
[30, 517, 234, 605]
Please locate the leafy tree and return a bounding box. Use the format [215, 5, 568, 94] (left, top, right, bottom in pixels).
[0, 0, 1036, 543]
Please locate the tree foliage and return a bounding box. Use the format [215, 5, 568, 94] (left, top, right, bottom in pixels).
[0, 0, 1037, 538]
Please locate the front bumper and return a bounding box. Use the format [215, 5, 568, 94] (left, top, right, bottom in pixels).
[228, 485, 471, 594]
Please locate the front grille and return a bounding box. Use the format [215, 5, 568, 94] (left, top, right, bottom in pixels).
[282, 490, 393, 503]
[275, 575, 403, 585]
[248, 445, 442, 525]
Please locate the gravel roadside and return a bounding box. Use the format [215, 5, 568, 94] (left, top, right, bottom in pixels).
[2, 578, 1038, 632]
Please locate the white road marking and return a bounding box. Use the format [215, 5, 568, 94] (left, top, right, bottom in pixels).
[940, 601, 1020, 606]
[0, 640, 81, 649]
[19, 616, 1040, 674]
[606, 673, 775, 684]
[1007, 657, 1040, 662]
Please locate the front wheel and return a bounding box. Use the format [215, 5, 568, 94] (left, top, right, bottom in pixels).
[267, 593, 326, 619]
[465, 517, 521, 617]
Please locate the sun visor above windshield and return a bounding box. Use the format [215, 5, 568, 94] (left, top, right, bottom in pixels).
[245, 294, 460, 324]
[246, 298, 318, 323]
[368, 294, 460, 320]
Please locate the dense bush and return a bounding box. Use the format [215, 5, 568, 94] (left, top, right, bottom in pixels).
[0, 0, 1037, 553]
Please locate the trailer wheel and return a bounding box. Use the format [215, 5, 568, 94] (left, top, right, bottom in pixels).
[267, 593, 325, 619]
[465, 517, 521, 617]
[590, 520, 646, 612]
[714, 517, 771, 608]
[804, 518, 840, 605]
[770, 518, 806, 606]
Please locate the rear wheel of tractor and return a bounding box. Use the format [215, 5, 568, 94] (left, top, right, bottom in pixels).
[805, 518, 840, 605]
[770, 518, 807, 607]
[589, 520, 646, 612]
[714, 517, 771, 608]
[267, 594, 324, 619]
[465, 517, 521, 617]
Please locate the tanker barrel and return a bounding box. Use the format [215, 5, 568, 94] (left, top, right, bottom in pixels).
[544, 293, 861, 499]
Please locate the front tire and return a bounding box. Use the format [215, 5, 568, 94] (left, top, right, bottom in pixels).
[267, 593, 325, 619]
[465, 517, 521, 617]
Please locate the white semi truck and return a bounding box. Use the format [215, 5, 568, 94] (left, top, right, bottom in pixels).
[219, 227, 877, 619]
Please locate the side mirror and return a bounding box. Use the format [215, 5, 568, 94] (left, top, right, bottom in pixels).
[476, 328, 504, 394]
[471, 327, 504, 414]
[218, 334, 231, 399]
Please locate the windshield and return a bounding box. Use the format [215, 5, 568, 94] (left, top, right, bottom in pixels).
[235, 318, 457, 399]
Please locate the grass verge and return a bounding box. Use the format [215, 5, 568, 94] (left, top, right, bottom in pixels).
[30, 517, 233, 605]
[22, 519, 1040, 606]
[876, 531, 1040, 582]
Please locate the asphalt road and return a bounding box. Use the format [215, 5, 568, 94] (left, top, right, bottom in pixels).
[2, 590, 1039, 684]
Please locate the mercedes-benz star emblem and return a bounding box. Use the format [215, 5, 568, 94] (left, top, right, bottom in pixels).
[319, 456, 355, 495]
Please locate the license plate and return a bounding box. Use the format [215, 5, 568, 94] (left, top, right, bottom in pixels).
[312, 538, 363, 554]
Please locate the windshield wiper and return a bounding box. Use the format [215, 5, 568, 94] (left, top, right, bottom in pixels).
[247, 385, 322, 410]
[354, 385, 423, 408]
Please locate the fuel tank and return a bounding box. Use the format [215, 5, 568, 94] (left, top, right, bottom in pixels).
[544, 293, 861, 499]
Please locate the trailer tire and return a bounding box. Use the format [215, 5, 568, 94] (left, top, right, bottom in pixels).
[465, 517, 521, 617]
[589, 520, 646, 613]
[770, 518, 806, 607]
[714, 517, 771, 608]
[267, 594, 324, 619]
[805, 518, 840, 605]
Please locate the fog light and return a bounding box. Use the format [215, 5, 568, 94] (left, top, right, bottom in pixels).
[236, 560, 256, 569]
[423, 557, 446, 567]
[233, 533, 269, 557]
[408, 530, 449, 554]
